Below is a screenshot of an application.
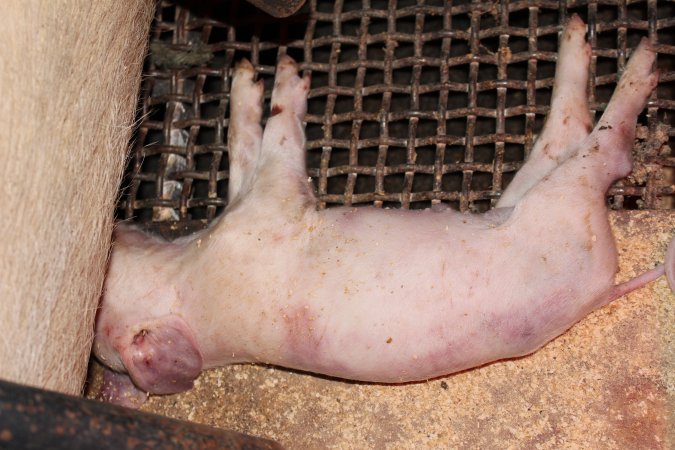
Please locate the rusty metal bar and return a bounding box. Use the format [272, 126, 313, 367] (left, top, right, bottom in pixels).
[0, 379, 283, 450]
[121, 0, 675, 226]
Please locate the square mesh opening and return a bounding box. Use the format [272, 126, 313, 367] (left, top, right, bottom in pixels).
[120, 0, 675, 235]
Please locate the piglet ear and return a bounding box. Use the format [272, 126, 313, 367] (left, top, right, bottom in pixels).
[122, 316, 203, 395]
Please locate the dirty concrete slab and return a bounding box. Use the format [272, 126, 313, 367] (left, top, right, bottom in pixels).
[88, 210, 674, 449]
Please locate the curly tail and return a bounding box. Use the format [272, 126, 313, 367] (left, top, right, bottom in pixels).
[608, 235, 675, 302]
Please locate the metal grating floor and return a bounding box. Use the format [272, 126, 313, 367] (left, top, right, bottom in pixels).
[121, 0, 675, 230]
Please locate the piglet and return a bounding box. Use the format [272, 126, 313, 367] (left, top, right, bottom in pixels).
[93, 16, 671, 405]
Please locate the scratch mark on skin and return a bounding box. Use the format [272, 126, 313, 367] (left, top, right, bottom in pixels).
[542, 143, 554, 160]
[583, 211, 595, 251]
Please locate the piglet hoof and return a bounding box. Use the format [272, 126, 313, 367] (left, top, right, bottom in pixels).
[270, 55, 310, 119]
[231, 58, 264, 114]
[235, 57, 255, 73]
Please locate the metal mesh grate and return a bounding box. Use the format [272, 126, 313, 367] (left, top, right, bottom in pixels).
[121, 0, 675, 231]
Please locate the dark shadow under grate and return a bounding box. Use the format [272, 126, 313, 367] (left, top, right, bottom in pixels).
[120, 0, 675, 233]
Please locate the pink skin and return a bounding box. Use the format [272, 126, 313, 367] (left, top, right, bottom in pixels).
[667, 237, 675, 293]
[93, 16, 671, 402]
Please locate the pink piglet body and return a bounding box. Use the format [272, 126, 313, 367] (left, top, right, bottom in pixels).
[94, 16, 671, 400]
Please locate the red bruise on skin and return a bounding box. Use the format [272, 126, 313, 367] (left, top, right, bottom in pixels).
[278, 306, 365, 380]
[270, 104, 283, 116]
[532, 289, 573, 321]
[410, 334, 474, 379]
[523, 289, 580, 343]
[542, 143, 554, 159]
[281, 304, 325, 367]
[501, 313, 537, 348]
[481, 309, 534, 352]
[481, 288, 579, 357]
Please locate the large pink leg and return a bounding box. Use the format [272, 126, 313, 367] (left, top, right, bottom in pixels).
[227, 59, 264, 204]
[497, 15, 593, 207]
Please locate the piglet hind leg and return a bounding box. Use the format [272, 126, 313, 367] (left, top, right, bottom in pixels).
[568, 38, 658, 193]
[592, 40, 659, 187]
[227, 59, 264, 205]
[497, 15, 593, 208]
[515, 38, 657, 207]
[509, 38, 660, 314]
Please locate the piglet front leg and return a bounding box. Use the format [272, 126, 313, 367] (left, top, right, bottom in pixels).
[246, 55, 315, 213]
[227, 59, 264, 204]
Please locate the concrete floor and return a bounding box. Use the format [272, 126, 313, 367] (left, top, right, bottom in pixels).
[89, 210, 674, 449]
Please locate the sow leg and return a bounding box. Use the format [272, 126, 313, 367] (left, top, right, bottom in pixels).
[0, 1, 155, 394]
